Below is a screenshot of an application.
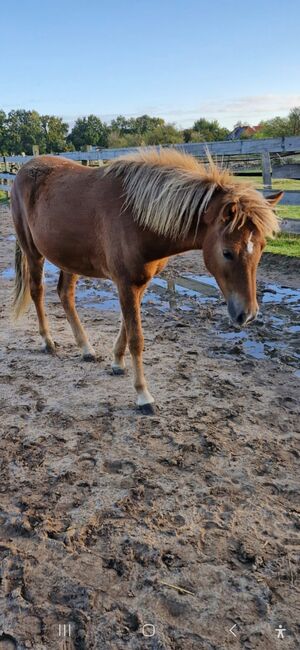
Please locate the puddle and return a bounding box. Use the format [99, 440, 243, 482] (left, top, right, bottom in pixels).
[1, 261, 299, 371]
[262, 284, 300, 310]
[0, 234, 16, 242]
[1, 267, 15, 279]
[243, 340, 266, 360]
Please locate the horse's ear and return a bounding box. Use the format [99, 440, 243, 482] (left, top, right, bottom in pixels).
[203, 201, 238, 225]
[221, 202, 238, 224]
[266, 191, 284, 207]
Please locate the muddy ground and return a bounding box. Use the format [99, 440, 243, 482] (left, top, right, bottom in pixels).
[0, 203, 299, 650]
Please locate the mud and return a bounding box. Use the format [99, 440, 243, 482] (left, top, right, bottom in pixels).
[0, 203, 299, 649]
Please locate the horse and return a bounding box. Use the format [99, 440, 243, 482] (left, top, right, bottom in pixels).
[10, 149, 282, 414]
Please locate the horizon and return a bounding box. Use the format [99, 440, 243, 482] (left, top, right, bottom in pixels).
[2, 0, 300, 130]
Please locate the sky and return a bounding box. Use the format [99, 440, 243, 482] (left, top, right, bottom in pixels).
[2, 0, 300, 130]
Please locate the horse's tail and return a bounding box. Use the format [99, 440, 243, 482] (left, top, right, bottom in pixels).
[12, 241, 31, 320]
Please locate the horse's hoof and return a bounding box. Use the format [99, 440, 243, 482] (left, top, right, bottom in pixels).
[111, 366, 126, 376]
[137, 403, 156, 416]
[83, 352, 96, 362]
[42, 342, 56, 354]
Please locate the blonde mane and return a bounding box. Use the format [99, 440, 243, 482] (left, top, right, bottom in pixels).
[106, 148, 279, 240]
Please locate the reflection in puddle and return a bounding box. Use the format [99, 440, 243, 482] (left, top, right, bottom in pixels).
[0, 234, 16, 242]
[243, 340, 266, 360]
[262, 284, 300, 308]
[1, 267, 15, 279]
[1, 261, 299, 370]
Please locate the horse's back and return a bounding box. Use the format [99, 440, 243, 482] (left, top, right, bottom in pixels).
[13, 156, 89, 204]
[11, 156, 166, 281]
[11, 156, 122, 278]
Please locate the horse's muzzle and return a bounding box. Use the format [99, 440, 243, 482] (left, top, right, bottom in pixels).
[227, 296, 258, 328]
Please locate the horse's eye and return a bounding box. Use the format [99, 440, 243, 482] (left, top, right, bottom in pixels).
[223, 250, 234, 260]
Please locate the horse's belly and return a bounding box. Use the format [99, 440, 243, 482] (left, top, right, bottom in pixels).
[32, 220, 109, 279]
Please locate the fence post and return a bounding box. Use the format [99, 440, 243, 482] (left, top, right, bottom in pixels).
[82, 145, 92, 167]
[2, 158, 10, 199]
[261, 151, 272, 190]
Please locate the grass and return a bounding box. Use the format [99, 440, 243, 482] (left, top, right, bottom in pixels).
[235, 176, 300, 256]
[266, 233, 300, 257]
[235, 175, 300, 190]
[276, 205, 300, 220]
[271, 178, 300, 191]
[0, 190, 9, 203]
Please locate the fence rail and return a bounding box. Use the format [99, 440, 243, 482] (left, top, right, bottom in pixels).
[2, 135, 300, 166]
[1, 137, 300, 219]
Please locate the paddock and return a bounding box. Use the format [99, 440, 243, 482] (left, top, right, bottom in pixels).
[0, 199, 299, 648]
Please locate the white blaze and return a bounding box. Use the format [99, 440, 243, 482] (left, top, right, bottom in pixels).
[247, 233, 254, 255]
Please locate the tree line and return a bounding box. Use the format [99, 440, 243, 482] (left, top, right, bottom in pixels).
[0, 107, 299, 155]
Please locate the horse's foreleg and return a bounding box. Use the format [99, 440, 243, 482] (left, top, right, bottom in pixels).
[28, 257, 56, 353]
[118, 283, 154, 413]
[57, 272, 96, 361]
[112, 318, 127, 374]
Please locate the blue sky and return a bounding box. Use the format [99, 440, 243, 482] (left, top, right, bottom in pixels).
[2, 0, 300, 129]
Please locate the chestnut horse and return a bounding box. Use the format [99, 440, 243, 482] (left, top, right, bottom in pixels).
[11, 149, 282, 413]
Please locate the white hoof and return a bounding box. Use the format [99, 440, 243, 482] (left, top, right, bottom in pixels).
[42, 338, 56, 354]
[82, 343, 95, 355]
[82, 344, 96, 361]
[136, 390, 155, 407]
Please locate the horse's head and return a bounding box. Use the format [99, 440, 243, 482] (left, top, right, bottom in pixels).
[202, 188, 283, 327]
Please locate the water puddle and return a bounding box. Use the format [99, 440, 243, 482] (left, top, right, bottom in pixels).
[261, 284, 300, 308]
[1, 261, 299, 371]
[0, 234, 16, 242]
[1, 267, 15, 279]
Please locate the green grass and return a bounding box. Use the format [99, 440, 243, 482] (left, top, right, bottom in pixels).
[235, 177, 300, 257]
[276, 205, 300, 219]
[269, 178, 300, 191]
[266, 233, 300, 257]
[0, 190, 9, 203]
[235, 175, 300, 190]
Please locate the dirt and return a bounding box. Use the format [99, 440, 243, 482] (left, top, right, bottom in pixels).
[0, 203, 299, 650]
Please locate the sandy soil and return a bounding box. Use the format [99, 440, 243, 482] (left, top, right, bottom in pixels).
[0, 203, 299, 650]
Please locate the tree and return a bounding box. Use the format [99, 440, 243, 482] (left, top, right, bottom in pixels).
[288, 107, 300, 135]
[110, 114, 165, 136]
[233, 120, 250, 129]
[4, 110, 46, 154]
[145, 123, 183, 145]
[108, 131, 145, 148]
[132, 115, 164, 134]
[254, 116, 289, 139]
[41, 115, 69, 152]
[0, 110, 7, 154]
[110, 115, 132, 134]
[192, 118, 229, 141]
[68, 115, 108, 149]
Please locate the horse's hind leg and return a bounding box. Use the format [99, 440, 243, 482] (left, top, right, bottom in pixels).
[57, 271, 96, 361]
[28, 257, 56, 353]
[112, 318, 127, 374]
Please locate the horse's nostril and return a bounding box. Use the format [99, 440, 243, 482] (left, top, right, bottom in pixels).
[236, 311, 246, 325]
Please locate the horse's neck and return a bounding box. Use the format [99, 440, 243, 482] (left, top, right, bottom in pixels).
[162, 227, 205, 256]
[142, 229, 204, 267]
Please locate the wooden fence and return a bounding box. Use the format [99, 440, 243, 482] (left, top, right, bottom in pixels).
[1, 136, 300, 215]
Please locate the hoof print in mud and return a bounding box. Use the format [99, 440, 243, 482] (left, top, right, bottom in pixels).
[82, 352, 96, 362]
[0, 634, 17, 649]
